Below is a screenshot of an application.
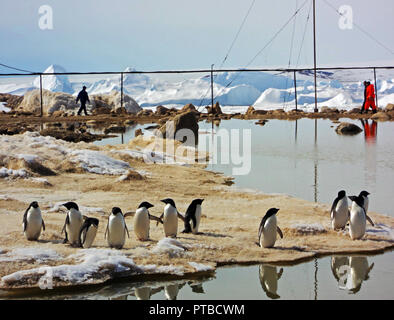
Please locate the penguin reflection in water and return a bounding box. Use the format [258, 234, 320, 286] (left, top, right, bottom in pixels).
[258, 208, 283, 248]
[259, 265, 283, 299]
[23, 201, 45, 241]
[105, 207, 130, 249]
[158, 199, 185, 238]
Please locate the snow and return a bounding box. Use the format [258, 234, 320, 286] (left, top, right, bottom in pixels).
[33, 65, 74, 94]
[152, 238, 189, 257]
[0, 102, 11, 113]
[0, 248, 61, 263]
[16, 154, 39, 163]
[48, 202, 105, 215]
[0, 167, 28, 178]
[292, 223, 326, 234]
[69, 149, 131, 175]
[188, 262, 214, 272]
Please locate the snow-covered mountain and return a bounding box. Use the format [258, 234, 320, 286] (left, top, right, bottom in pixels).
[1, 64, 394, 112]
[33, 65, 74, 94]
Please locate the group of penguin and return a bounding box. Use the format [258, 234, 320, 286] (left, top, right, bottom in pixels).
[258, 190, 375, 248]
[22, 189, 374, 250]
[23, 198, 204, 249]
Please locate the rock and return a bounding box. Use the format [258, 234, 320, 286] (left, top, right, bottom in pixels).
[156, 111, 199, 142]
[156, 105, 170, 115]
[320, 106, 339, 113]
[0, 93, 23, 110]
[385, 103, 394, 112]
[205, 102, 222, 115]
[123, 119, 135, 125]
[92, 91, 141, 114]
[347, 108, 362, 114]
[255, 119, 268, 126]
[135, 129, 143, 137]
[180, 103, 197, 113]
[137, 109, 153, 117]
[335, 122, 362, 135]
[371, 112, 391, 121]
[246, 106, 255, 115]
[104, 125, 126, 134]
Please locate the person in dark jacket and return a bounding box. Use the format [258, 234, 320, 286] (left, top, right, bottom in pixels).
[76, 86, 90, 116]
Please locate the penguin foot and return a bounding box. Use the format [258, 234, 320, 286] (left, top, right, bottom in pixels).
[63, 238, 68, 244]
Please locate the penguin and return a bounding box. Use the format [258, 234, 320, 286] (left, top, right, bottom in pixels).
[259, 264, 283, 299]
[347, 256, 374, 294]
[358, 190, 375, 226]
[23, 201, 45, 241]
[348, 195, 367, 240]
[258, 208, 283, 248]
[164, 284, 180, 300]
[330, 190, 349, 230]
[159, 198, 185, 238]
[79, 217, 99, 248]
[62, 202, 83, 246]
[330, 256, 349, 282]
[133, 201, 162, 241]
[105, 207, 129, 249]
[134, 287, 152, 300]
[182, 199, 204, 234]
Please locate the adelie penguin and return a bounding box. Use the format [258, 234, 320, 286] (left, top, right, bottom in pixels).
[348, 195, 374, 240]
[62, 202, 83, 246]
[358, 190, 375, 227]
[105, 207, 129, 249]
[23, 201, 45, 241]
[258, 208, 283, 248]
[79, 217, 99, 248]
[158, 198, 185, 238]
[330, 190, 349, 230]
[182, 199, 204, 234]
[133, 201, 162, 241]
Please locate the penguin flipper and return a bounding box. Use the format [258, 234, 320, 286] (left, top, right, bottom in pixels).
[63, 230, 68, 244]
[104, 222, 109, 239]
[277, 226, 284, 239]
[148, 213, 163, 224]
[125, 224, 130, 238]
[124, 211, 135, 218]
[23, 207, 29, 232]
[156, 213, 164, 226]
[61, 214, 70, 235]
[177, 211, 185, 222]
[182, 219, 192, 233]
[277, 267, 284, 279]
[79, 223, 88, 247]
[42, 219, 46, 231]
[366, 215, 375, 226]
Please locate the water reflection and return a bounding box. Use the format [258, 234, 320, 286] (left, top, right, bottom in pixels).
[258, 265, 283, 299]
[331, 256, 374, 294]
[360, 119, 377, 144]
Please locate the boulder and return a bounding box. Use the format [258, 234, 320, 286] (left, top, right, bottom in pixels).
[137, 109, 153, 117]
[156, 111, 199, 142]
[347, 108, 362, 114]
[246, 106, 255, 115]
[385, 103, 394, 112]
[320, 106, 339, 113]
[205, 102, 222, 115]
[135, 129, 143, 137]
[155, 105, 170, 115]
[180, 103, 197, 113]
[335, 122, 362, 135]
[92, 90, 141, 114]
[371, 112, 391, 121]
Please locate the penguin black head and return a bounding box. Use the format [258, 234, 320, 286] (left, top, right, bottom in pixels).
[161, 198, 176, 208]
[30, 201, 39, 209]
[138, 201, 154, 209]
[348, 195, 364, 208]
[63, 201, 79, 211]
[86, 217, 99, 227]
[359, 190, 370, 197]
[265, 208, 280, 217]
[191, 199, 204, 205]
[112, 207, 123, 215]
[338, 190, 346, 199]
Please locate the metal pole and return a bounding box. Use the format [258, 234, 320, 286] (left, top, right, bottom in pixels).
[39, 74, 43, 117]
[293, 70, 298, 111]
[210, 64, 214, 109]
[120, 72, 124, 109]
[373, 68, 378, 109]
[313, 0, 318, 113]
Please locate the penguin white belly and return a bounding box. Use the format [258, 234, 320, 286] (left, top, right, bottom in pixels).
[332, 199, 349, 229]
[349, 207, 366, 240]
[134, 208, 150, 240]
[82, 225, 97, 248]
[260, 265, 278, 294]
[165, 284, 179, 300]
[192, 205, 201, 234]
[67, 210, 83, 245]
[348, 257, 369, 291]
[364, 197, 369, 213]
[25, 208, 43, 240]
[108, 215, 126, 248]
[135, 287, 151, 300]
[164, 206, 178, 237]
[260, 216, 277, 248]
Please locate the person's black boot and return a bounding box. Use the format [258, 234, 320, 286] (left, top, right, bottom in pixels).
[372, 109, 377, 114]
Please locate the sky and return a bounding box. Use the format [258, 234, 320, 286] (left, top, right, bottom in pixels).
[1, 0, 394, 73]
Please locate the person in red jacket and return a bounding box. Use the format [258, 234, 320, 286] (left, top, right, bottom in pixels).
[361, 81, 377, 114]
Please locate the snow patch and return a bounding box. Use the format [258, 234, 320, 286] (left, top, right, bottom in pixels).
[292, 223, 326, 234]
[0, 167, 29, 178]
[188, 262, 214, 272]
[0, 102, 11, 113]
[0, 248, 61, 263]
[152, 238, 189, 257]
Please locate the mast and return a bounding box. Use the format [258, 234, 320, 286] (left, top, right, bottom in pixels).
[313, 0, 318, 112]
